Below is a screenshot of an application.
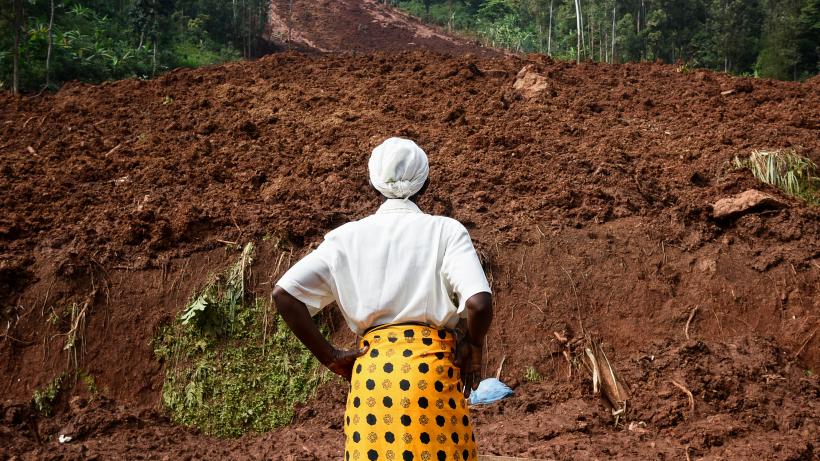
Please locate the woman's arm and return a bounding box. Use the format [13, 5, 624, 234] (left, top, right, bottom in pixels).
[272, 286, 367, 381]
[457, 292, 493, 396]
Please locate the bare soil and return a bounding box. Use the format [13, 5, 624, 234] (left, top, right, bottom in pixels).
[1, 16, 819, 461]
[266, 0, 498, 56]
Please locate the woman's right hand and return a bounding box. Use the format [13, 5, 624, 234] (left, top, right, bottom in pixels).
[324, 345, 369, 382]
[454, 339, 483, 398]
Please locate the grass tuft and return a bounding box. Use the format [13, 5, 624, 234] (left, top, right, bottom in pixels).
[155, 243, 329, 437]
[523, 366, 542, 383]
[733, 149, 819, 203]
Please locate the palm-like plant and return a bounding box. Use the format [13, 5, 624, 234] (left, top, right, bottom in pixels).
[734, 149, 819, 203]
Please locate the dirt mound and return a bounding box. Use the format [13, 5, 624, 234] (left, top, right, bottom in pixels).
[267, 0, 497, 56]
[1, 52, 819, 459]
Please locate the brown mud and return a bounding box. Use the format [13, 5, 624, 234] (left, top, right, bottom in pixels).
[1, 34, 819, 461]
[266, 0, 498, 56]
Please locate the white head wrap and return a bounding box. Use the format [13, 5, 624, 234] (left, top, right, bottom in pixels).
[368, 137, 429, 199]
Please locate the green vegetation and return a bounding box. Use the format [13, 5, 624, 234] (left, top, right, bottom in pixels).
[32, 374, 63, 416]
[1, 0, 268, 93]
[80, 370, 99, 396]
[734, 149, 820, 203]
[154, 243, 329, 437]
[524, 365, 542, 382]
[396, 0, 820, 79]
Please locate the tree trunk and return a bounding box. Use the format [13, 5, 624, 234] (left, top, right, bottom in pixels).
[548, 0, 553, 56]
[579, 0, 585, 58]
[233, 0, 239, 49]
[611, 4, 616, 63]
[152, 38, 158, 77]
[12, 0, 22, 94]
[245, 0, 251, 58]
[288, 0, 293, 46]
[447, 0, 453, 32]
[574, 0, 582, 63]
[45, 0, 56, 89]
[590, 18, 594, 60]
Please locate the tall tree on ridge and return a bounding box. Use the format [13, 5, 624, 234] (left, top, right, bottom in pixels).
[574, 0, 583, 62]
[45, 0, 56, 89]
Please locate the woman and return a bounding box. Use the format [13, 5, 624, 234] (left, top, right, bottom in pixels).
[273, 137, 493, 461]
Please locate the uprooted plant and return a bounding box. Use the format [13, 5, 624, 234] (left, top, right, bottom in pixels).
[155, 242, 330, 437]
[553, 331, 631, 425]
[733, 149, 819, 203]
[63, 301, 89, 369]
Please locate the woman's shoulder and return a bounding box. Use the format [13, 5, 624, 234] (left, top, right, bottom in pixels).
[428, 214, 471, 235]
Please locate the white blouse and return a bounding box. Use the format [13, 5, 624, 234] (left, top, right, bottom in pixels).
[276, 199, 491, 335]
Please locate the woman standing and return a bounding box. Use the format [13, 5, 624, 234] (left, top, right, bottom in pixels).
[273, 137, 493, 460]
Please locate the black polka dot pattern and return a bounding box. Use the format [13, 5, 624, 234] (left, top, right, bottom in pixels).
[345, 325, 475, 458]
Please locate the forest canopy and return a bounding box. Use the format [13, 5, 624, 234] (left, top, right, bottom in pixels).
[0, 0, 269, 93]
[396, 0, 819, 80]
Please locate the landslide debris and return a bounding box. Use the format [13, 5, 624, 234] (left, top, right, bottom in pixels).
[1, 51, 819, 460]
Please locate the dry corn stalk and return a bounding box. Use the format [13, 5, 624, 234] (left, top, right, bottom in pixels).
[581, 338, 630, 424]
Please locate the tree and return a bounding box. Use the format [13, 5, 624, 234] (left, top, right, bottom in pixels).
[796, 0, 819, 76]
[574, 0, 583, 62]
[757, 0, 802, 79]
[548, 0, 554, 54]
[45, 0, 56, 88]
[615, 12, 640, 61]
[696, 0, 762, 72]
[10, 0, 24, 94]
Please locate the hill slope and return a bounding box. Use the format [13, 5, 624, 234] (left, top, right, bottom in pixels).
[267, 0, 497, 55]
[1, 49, 819, 460]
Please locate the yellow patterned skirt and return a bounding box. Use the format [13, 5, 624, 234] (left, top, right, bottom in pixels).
[344, 323, 477, 461]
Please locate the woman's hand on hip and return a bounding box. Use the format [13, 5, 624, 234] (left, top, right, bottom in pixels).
[324, 345, 369, 382]
[454, 340, 483, 398]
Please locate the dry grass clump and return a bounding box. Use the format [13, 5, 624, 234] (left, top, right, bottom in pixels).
[733, 149, 819, 203]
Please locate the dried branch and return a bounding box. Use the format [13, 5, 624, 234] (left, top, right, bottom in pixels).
[685, 306, 699, 340]
[671, 379, 695, 415]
